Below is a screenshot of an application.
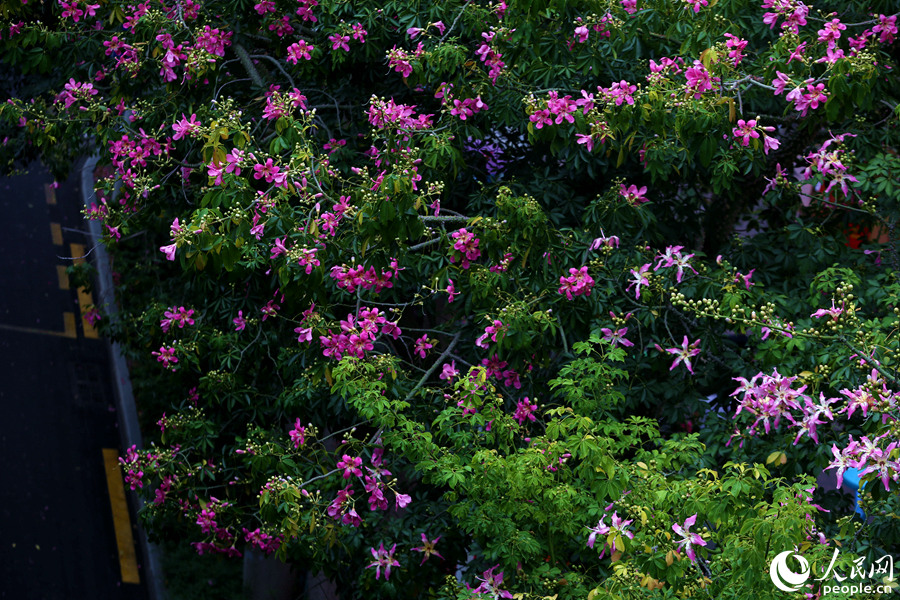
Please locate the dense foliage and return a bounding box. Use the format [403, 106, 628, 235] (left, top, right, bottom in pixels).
[2, 0, 900, 597]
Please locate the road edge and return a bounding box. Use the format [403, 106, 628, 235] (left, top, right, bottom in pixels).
[80, 156, 167, 600]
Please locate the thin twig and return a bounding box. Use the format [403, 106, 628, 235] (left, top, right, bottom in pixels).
[405, 333, 461, 401]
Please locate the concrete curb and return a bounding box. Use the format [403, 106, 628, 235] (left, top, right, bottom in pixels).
[80, 156, 167, 600]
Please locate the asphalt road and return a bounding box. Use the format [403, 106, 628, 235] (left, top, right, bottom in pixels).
[0, 162, 148, 600]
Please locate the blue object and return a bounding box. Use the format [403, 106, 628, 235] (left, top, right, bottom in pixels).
[841, 467, 866, 518]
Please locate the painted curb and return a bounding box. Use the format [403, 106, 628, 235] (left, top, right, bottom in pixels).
[80, 156, 168, 600]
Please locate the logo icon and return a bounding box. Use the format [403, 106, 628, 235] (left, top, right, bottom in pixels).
[770, 550, 811, 592]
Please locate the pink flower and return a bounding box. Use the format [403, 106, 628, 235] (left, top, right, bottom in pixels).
[732, 118, 759, 146]
[286, 40, 313, 63]
[439, 361, 459, 380]
[159, 243, 177, 261]
[152, 345, 178, 371]
[329, 33, 350, 52]
[620, 183, 648, 204]
[337, 454, 363, 479]
[172, 113, 199, 140]
[446, 279, 459, 303]
[665, 336, 701, 374]
[600, 327, 634, 347]
[367, 543, 400, 580]
[574, 25, 589, 43]
[558, 266, 595, 299]
[513, 397, 538, 424]
[411, 533, 444, 565]
[626, 263, 651, 299]
[672, 514, 707, 562]
[682, 0, 707, 12]
[289, 419, 306, 448]
[684, 61, 713, 98]
[233, 311, 246, 331]
[413, 335, 433, 358]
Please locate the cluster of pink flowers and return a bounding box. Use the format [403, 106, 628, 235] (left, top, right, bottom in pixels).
[799, 132, 858, 197]
[481, 355, 521, 389]
[242, 527, 282, 555]
[684, 60, 716, 98]
[826, 434, 900, 491]
[654, 245, 697, 282]
[102, 35, 139, 71]
[118, 445, 144, 490]
[772, 72, 828, 117]
[367, 543, 400, 580]
[286, 39, 314, 63]
[472, 565, 513, 598]
[476, 30, 506, 84]
[586, 511, 634, 558]
[730, 369, 841, 445]
[328, 485, 362, 526]
[490, 253, 515, 273]
[646, 56, 684, 84]
[58, 0, 100, 22]
[152, 345, 179, 371]
[761, 0, 809, 35]
[731, 118, 780, 155]
[367, 96, 433, 130]
[160, 306, 195, 333]
[475, 320, 507, 349]
[253, 157, 288, 187]
[330, 261, 397, 293]
[319, 308, 401, 360]
[107, 131, 169, 186]
[195, 26, 232, 57]
[572, 15, 612, 44]
[155, 33, 189, 82]
[440, 360, 459, 380]
[872, 14, 898, 44]
[387, 42, 425, 78]
[56, 79, 98, 110]
[723, 33, 748, 66]
[449, 228, 482, 269]
[172, 113, 201, 141]
[529, 91, 577, 128]
[261, 85, 307, 121]
[601, 80, 638, 107]
[450, 96, 489, 121]
[407, 20, 447, 39]
[558, 266, 595, 299]
[296, 0, 318, 22]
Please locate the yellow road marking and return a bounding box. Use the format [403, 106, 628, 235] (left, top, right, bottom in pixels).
[63, 312, 77, 339]
[50, 222, 63, 246]
[70, 244, 98, 338]
[44, 183, 57, 205]
[71, 243, 86, 265]
[102, 449, 140, 585]
[57, 265, 70, 290]
[0, 312, 77, 338]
